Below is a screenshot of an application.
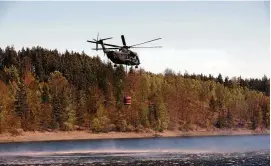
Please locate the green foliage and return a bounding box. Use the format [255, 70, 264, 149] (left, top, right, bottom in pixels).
[139, 103, 150, 128]
[65, 103, 76, 130]
[216, 73, 223, 84]
[91, 104, 110, 132]
[4, 65, 20, 84]
[14, 80, 30, 130]
[156, 99, 169, 131]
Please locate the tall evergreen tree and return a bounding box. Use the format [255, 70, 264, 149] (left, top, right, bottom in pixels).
[14, 79, 30, 130]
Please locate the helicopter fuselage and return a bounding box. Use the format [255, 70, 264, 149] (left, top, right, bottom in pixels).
[87, 34, 161, 67]
[106, 50, 140, 66]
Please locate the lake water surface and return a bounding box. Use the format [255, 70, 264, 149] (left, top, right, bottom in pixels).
[0, 134, 269, 165]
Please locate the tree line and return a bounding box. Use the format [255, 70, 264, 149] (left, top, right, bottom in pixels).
[0, 46, 269, 133]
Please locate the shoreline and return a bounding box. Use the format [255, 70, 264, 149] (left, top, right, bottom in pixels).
[0, 129, 269, 144]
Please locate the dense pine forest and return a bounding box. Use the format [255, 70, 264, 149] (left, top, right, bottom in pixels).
[0, 46, 269, 134]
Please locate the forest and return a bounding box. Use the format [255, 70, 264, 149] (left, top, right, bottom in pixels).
[0, 46, 269, 134]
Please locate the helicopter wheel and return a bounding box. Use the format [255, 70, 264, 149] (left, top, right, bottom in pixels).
[135, 65, 138, 69]
[114, 64, 117, 68]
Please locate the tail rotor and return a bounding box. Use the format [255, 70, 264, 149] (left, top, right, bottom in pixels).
[87, 33, 118, 56]
[96, 33, 99, 51]
[87, 33, 113, 48]
[92, 32, 99, 51]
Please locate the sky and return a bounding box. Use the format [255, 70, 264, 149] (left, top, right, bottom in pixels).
[0, 1, 270, 79]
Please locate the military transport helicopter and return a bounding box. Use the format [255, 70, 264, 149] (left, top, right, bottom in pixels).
[87, 33, 162, 68]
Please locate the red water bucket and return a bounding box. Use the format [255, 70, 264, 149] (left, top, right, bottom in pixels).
[123, 96, 132, 105]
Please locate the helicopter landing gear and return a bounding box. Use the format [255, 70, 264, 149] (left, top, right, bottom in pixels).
[114, 64, 117, 68]
[135, 65, 138, 69]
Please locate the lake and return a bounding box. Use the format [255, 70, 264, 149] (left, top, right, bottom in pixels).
[0, 134, 269, 165]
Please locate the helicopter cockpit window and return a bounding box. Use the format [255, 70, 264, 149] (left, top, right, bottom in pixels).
[130, 51, 136, 57]
[132, 56, 138, 63]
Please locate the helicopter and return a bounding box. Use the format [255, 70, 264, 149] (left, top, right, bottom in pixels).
[87, 33, 162, 68]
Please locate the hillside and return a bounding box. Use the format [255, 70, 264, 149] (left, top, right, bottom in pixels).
[0, 46, 269, 137]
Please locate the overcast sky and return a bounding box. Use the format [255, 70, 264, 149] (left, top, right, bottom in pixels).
[0, 1, 269, 79]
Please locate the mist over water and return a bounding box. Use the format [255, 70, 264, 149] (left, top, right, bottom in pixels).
[0, 135, 269, 155]
[0, 135, 269, 165]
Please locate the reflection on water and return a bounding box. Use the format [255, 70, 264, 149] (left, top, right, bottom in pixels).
[0, 135, 269, 165]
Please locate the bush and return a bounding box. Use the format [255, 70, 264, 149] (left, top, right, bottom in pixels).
[91, 116, 111, 133]
[91, 118, 102, 133]
[126, 124, 135, 132]
[100, 116, 110, 128]
[103, 124, 116, 132]
[160, 122, 168, 132]
[116, 120, 128, 132]
[178, 123, 195, 132]
[62, 122, 74, 131]
[9, 128, 23, 136]
[135, 124, 144, 133]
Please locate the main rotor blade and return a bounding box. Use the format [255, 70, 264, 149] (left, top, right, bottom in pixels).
[129, 38, 162, 47]
[92, 48, 119, 50]
[130, 46, 162, 48]
[103, 43, 121, 47]
[87, 40, 97, 43]
[121, 35, 126, 46]
[87, 40, 120, 48]
[102, 37, 113, 40]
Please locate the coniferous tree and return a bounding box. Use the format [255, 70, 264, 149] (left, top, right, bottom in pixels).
[216, 73, 223, 84]
[14, 79, 30, 130]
